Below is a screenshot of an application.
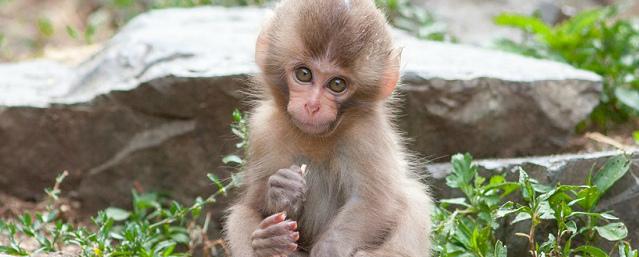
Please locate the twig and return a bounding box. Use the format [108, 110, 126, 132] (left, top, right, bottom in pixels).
[585, 132, 633, 151]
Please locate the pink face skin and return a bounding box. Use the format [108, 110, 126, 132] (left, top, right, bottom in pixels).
[286, 60, 354, 135]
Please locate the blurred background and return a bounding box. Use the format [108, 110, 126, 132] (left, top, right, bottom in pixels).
[0, 0, 637, 62]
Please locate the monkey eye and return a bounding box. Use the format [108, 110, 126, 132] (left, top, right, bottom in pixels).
[327, 78, 347, 93]
[294, 67, 313, 83]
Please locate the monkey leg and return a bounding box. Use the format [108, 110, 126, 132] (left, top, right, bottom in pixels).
[355, 183, 434, 257]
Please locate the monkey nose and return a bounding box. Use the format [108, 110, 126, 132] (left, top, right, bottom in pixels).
[305, 102, 321, 115]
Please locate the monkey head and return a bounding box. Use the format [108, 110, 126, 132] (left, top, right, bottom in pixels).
[255, 0, 400, 136]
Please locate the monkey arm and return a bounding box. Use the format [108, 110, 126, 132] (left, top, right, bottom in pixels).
[225, 203, 262, 257]
[264, 165, 307, 218]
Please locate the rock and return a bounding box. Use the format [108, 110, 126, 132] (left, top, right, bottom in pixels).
[0, 7, 600, 232]
[426, 149, 639, 251]
[397, 35, 601, 158]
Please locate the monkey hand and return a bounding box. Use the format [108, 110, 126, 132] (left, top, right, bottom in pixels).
[266, 165, 307, 215]
[251, 212, 300, 257]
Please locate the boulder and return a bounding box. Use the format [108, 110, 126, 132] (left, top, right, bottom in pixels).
[0, 7, 600, 232]
[427, 149, 639, 252]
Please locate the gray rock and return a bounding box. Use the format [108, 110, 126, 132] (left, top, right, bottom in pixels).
[427, 149, 639, 251]
[0, 7, 600, 230]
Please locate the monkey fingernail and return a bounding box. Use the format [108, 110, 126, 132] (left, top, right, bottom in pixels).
[300, 164, 307, 175]
[292, 232, 300, 241]
[288, 243, 298, 251]
[278, 212, 287, 220]
[287, 221, 297, 230]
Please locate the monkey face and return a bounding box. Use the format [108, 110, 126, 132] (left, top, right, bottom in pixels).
[285, 59, 353, 136]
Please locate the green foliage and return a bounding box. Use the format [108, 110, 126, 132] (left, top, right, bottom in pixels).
[36, 18, 54, 38]
[433, 153, 517, 257]
[494, 7, 639, 128]
[375, 0, 455, 42]
[0, 111, 249, 257]
[434, 153, 635, 257]
[633, 131, 639, 144]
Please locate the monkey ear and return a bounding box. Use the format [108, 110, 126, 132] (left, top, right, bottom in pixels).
[379, 48, 402, 99]
[255, 14, 274, 70]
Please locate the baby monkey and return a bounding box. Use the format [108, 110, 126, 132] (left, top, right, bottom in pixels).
[225, 0, 433, 256]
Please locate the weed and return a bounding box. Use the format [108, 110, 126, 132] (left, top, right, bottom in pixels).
[494, 6, 639, 129]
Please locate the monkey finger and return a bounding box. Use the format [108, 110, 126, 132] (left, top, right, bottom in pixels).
[289, 164, 302, 173]
[276, 170, 306, 185]
[258, 212, 287, 229]
[287, 165, 306, 178]
[275, 168, 304, 181]
[253, 220, 298, 239]
[269, 175, 305, 191]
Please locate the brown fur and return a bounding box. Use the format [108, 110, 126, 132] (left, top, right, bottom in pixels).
[225, 1, 432, 256]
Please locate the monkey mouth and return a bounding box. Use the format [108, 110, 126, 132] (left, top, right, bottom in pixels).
[291, 118, 335, 135]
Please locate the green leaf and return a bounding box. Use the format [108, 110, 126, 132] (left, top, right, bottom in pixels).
[594, 222, 628, 241]
[84, 24, 96, 44]
[65, 26, 78, 39]
[539, 234, 556, 253]
[619, 242, 639, 257]
[439, 198, 471, 208]
[105, 207, 131, 221]
[616, 87, 639, 112]
[496, 202, 522, 218]
[232, 109, 242, 122]
[511, 212, 531, 224]
[494, 241, 507, 257]
[537, 201, 555, 220]
[575, 186, 600, 211]
[574, 245, 609, 257]
[600, 213, 619, 220]
[446, 153, 476, 189]
[593, 155, 631, 195]
[114, 0, 134, 7]
[494, 13, 552, 41]
[207, 173, 227, 194]
[37, 18, 54, 37]
[170, 233, 190, 243]
[634, 131, 639, 144]
[222, 155, 243, 165]
[0, 246, 29, 256]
